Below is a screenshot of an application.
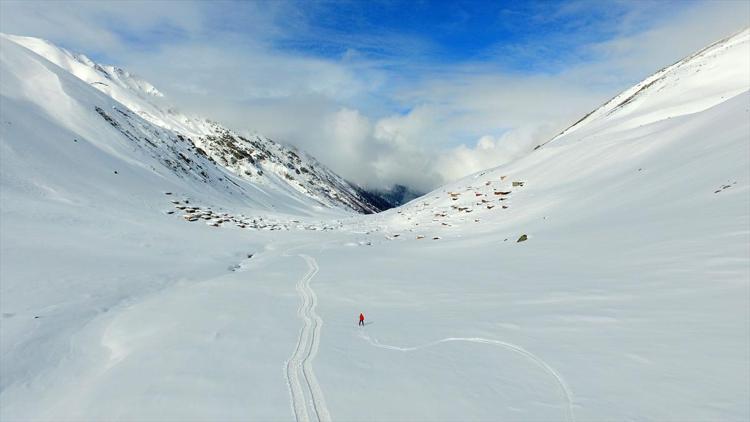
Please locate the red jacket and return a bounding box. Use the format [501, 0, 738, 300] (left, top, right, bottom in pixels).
[359, 313, 364, 322]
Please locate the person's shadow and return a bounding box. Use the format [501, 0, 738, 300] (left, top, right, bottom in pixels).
[363, 321, 375, 326]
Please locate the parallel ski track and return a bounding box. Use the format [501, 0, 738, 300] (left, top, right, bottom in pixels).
[285, 254, 331, 422]
[358, 331, 575, 422]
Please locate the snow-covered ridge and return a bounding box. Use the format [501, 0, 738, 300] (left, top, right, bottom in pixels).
[1, 33, 380, 213]
[0, 35, 267, 211]
[2, 34, 164, 100]
[381, 27, 750, 238]
[544, 27, 750, 145]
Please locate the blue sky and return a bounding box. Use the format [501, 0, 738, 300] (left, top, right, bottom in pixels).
[85, 1, 680, 71]
[92, 1, 682, 69]
[1, 0, 748, 189]
[268, 1, 642, 67]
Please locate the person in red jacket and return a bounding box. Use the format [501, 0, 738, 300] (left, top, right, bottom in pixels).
[358, 313, 365, 327]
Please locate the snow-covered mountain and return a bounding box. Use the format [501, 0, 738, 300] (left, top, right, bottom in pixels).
[343, 29, 747, 419]
[1, 29, 748, 422]
[382, 28, 750, 235]
[546, 27, 750, 145]
[2, 34, 381, 214]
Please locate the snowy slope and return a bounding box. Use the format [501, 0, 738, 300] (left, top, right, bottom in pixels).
[0, 37, 242, 207]
[1, 29, 749, 422]
[322, 29, 749, 420]
[546, 28, 750, 144]
[0, 33, 351, 421]
[381, 29, 750, 236]
[335, 29, 748, 419]
[0, 35, 353, 219]
[3, 34, 380, 213]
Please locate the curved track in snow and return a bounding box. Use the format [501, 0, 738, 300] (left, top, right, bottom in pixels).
[285, 254, 331, 422]
[358, 331, 575, 422]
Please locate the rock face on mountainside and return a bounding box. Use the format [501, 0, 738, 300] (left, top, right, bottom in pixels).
[194, 123, 382, 213]
[2, 34, 382, 213]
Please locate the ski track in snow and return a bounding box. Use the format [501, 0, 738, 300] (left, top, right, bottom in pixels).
[285, 253, 331, 422]
[358, 331, 575, 422]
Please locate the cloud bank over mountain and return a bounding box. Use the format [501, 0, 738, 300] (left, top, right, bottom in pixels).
[2, 0, 747, 190]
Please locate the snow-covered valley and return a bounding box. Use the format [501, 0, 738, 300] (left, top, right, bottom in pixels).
[1, 27, 749, 422]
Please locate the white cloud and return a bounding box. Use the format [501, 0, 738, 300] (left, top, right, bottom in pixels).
[1, 0, 747, 192]
[435, 125, 555, 182]
[0, 0, 206, 52]
[320, 108, 373, 180]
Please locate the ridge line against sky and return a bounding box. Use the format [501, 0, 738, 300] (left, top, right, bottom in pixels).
[1, 0, 748, 191]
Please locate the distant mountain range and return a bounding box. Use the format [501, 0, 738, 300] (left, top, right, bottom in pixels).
[356, 184, 425, 210]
